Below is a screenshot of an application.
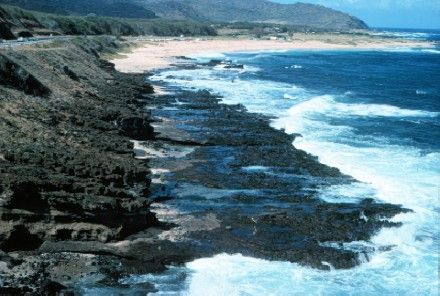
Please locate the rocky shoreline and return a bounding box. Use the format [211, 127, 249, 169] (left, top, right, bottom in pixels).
[0, 37, 162, 294]
[0, 38, 410, 295]
[141, 85, 409, 268]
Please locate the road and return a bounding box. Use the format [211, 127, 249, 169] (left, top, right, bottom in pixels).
[0, 36, 72, 49]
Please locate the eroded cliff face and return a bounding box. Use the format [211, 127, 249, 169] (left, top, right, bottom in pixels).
[0, 7, 17, 40]
[0, 37, 157, 293]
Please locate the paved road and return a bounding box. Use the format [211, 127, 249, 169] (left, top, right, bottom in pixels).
[0, 36, 72, 49]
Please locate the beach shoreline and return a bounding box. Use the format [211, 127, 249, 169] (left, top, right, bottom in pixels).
[111, 35, 434, 73]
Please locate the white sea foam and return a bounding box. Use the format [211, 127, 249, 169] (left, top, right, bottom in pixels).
[125, 250, 438, 296]
[421, 49, 440, 54]
[241, 165, 268, 172]
[151, 69, 307, 116]
[278, 95, 438, 120]
[369, 31, 432, 40]
[382, 47, 440, 55]
[416, 89, 428, 95]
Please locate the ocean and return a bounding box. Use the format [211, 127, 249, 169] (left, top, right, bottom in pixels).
[87, 29, 440, 295]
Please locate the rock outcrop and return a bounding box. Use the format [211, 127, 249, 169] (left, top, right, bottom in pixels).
[0, 54, 51, 96]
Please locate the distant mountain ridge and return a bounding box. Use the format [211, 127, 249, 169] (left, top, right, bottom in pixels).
[0, 0, 368, 31]
[135, 0, 368, 30]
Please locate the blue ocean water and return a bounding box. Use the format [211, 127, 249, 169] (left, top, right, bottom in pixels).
[85, 30, 440, 295]
[147, 30, 440, 296]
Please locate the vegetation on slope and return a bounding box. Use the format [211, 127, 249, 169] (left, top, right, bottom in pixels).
[0, 0, 156, 19]
[0, 5, 217, 38]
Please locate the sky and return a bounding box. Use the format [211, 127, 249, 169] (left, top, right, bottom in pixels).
[273, 0, 440, 29]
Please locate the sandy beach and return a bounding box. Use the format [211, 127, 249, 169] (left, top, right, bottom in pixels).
[111, 34, 433, 73]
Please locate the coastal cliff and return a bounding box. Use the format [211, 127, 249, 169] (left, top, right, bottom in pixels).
[0, 37, 159, 294]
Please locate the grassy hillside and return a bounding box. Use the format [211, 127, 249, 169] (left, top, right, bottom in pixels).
[0, 0, 156, 19]
[0, 5, 217, 38]
[137, 0, 368, 31]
